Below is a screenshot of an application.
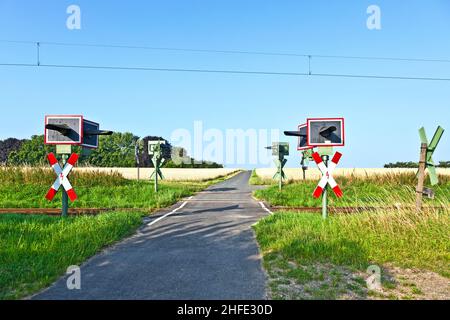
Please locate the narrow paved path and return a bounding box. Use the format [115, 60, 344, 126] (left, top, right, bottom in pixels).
[33, 171, 269, 300]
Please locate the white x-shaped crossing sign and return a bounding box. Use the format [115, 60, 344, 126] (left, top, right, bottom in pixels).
[45, 153, 79, 202]
[312, 151, 343, 199]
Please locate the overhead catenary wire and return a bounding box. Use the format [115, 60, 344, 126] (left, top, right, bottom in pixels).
[1, 39, 450, 63]
[0, 39, 450, 81]
[1, 62, 450, 81]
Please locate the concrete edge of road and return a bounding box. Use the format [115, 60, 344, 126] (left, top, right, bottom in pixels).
[144, 197, 192, 227]
[251, 195, 273, 214]
[258, 202, 273, 215]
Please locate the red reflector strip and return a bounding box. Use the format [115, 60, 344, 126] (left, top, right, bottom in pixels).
[312, 152, 322, 164]
[45, 188, 57, 201]
[332, 186, 343, 198]
[332, 152, 343, 164]
[47, 153, 58, 166]
[313, 186, 323, 198]
[66, 189, 78, 202]
[67, 153, 79, 166]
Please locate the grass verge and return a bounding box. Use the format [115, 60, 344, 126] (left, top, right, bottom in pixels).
[249, 170, 274, 186]
[254, 209, 449, 300]
[0, 212, 143, 300]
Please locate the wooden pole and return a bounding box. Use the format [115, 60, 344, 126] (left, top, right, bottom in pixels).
[416, 143, 427, 211]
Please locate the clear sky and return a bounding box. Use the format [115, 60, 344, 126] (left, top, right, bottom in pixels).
[0, 1, 449, 168]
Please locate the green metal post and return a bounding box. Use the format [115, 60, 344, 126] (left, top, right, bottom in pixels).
[419, 126, 445, 186]
[150, 148, 165, 193]
[301, 154, 306, 181]
[279, 158, 282, 191]
[154, 157, 159, 193]
[61, 154, 68, 218]
[322, 155, 329, 219]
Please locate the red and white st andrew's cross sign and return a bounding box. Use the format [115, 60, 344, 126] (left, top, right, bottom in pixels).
[45, 153, 79, 202]
[312, 152, 343, 199]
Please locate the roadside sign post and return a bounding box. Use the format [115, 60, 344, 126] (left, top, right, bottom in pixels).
[135, 139, 142, 181]
[44, 115, 113, 216]
[61, 154, 69, 218]
[56, 146, 72, 217]
[418, 126, 444, 186]
[300, 149, 314, 180]
[416, 143, 427, 211]
[46, 152, 79, 217]
[313, 150, 343, 219]
[274, 157, 287, 191]
[149, 140, 166, 193]
[307, 118, 345, 148]
[267, 142, 289, 191]
[285, 123, 312, 181]
[286, 118, 345, 219]
[416, 126, 444, 211]
[321, 155, 329, 219]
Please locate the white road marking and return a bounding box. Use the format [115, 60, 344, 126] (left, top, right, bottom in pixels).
[259, 202, 273, 215]
[147, 201, 188, 227]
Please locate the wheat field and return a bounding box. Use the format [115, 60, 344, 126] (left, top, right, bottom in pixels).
[73, 167, 240, 181]
[255, 168, 450, 181]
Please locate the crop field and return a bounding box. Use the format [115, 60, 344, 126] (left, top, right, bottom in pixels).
[74, 167, 239, 181]
[252, 171, 450, 300]
[0, 167, 238, 300]
[254, 168, 450, 183]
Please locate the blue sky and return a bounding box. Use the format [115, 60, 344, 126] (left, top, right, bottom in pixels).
[0, 1, 449, 168]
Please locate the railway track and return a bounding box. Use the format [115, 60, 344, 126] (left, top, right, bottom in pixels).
[0, 208, 148, 216]
[271, 205, 447, 213]
[1, 204, 446, 216]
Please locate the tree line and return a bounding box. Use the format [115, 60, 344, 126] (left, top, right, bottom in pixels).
[0, 133, 223, 168]
[384, 161, 450, 168]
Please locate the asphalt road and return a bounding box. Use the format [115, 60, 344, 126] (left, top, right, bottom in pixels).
[32, 171, 269, 300]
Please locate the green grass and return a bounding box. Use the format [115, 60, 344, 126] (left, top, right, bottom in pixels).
[253, 173, 450, 207]
[0, 212, 143, 300]
[254, 210, 450, 276]
[0, 168, 236, 209]
[0, 182, 203, 209]
[0, 168, 238, 300]
[254, 172, 450, 299]
[249, 170, 274, 186]
[254, 209, 449, 299]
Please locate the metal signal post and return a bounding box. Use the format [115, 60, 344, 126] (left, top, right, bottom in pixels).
[61, 154, 69, 217]
[321, 155, 329, 219]
[46, 146, 78, 217]
[44, 115, 113, 216]
[418, 126, 444, 186]
[274, 157, 288, 191]
[301, 149, 313, 180]
[149, 140, 166, 193]
[266, 142, 289, 191]
[416, 126, 445, 211]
